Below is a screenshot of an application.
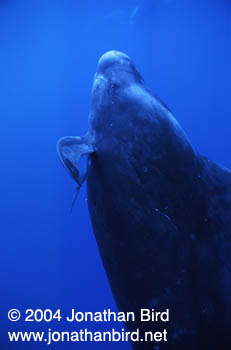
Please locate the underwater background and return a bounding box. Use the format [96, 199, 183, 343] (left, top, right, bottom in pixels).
[0, 0, 230, 349]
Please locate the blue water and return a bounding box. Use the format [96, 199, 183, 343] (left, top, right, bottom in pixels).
[0, 0, 230, 349]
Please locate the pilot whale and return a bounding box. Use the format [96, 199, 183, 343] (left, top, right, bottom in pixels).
[57, 50, 231, 349]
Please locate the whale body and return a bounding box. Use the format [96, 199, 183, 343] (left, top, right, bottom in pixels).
[57, 51, 231, 349]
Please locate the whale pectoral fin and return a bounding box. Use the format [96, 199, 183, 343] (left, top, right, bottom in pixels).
[57, 135, 94, 186]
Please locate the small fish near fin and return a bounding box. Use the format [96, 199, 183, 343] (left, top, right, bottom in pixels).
[57, 134, 94, 211]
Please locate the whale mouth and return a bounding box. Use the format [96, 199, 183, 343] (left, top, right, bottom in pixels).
[94, 73, 106, 82]
[92, 73, 107, 94]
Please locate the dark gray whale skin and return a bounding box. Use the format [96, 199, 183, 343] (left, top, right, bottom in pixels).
[58, 51, 231, 349]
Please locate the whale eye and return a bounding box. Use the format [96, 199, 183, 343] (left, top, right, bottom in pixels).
[111, 82, 120, 90]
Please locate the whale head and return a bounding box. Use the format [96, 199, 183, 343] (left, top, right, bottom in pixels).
[90, 50, 144, 131]
[92, 50, 143, 95]
[99, 50, 142, 82]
